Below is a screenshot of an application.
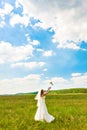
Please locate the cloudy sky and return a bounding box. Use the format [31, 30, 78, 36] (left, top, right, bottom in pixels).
[0, 0, 87, 94]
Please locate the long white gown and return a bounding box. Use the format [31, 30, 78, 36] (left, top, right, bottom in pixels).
[34, 92, 55, 123]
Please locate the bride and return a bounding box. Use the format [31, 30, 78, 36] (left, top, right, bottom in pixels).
[34, 87, 55, 123]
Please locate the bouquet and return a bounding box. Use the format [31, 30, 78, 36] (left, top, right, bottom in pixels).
[49, 81, 53, 86]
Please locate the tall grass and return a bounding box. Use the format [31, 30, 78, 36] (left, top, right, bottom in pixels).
[50, 88, 87, 94]
[0, 93, 87, 130]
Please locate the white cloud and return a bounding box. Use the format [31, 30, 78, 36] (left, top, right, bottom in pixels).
[16, 0, 87, 49]
[25, 34, 40, 45]
[0, 3, 13, 28]
[0, 41, 34, 64]
[25, 34, 31, 42]
[49, 77, 69, 89]
[43, 68, 48, 72]
[0, 72, 87, 95]
[71, 73, 82, 77]
[36, 49, 44, 52]
[10, 14, 29, 27]
[0, 3, 13, 16]
[11, 61, 45, 69]
[57, 42, 80, 50]
[0, 74, 42, 95]
[31, 40, 40, 46]
[70, 74, 87, 87]
[43, 50, 54, 57]
[0, 21, 5, 28]
[50, 73, 87, 90]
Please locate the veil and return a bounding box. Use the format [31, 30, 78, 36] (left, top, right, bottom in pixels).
[34, 89, 41, 107]
[35, 89, 41, 100]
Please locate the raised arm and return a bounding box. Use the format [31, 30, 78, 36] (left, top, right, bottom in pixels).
[43, 87, 51, 96]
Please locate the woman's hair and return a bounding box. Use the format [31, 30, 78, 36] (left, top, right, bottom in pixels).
[40, 89, 44, 97]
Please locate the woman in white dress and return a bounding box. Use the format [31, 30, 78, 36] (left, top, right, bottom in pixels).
[34, 87, 55, 123]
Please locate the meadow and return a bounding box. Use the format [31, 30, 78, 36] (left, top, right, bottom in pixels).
[0, 89, 87, 130]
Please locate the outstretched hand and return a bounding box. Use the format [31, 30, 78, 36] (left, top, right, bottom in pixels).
[48, 87, 51, 90]
[43, 87, 51, 95]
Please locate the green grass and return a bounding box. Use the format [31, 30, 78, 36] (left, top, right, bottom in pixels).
[0, 90, 87, 130]
[49, 88, 87, 94]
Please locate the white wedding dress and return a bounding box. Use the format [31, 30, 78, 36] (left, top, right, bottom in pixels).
[34, 91, 55, 123]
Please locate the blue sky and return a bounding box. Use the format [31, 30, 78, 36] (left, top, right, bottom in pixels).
[0, 0, 87, 94]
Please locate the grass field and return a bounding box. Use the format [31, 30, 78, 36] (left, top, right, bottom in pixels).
[0, 89, 87, 130]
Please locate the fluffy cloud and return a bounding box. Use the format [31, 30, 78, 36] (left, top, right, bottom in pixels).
[71, 73, 82, 77]
[49, 72, 87, 90]
[0, 21, 5, 28]
[0, 74, 42, 94]
[0, 3, 13, 27]
[0, 3, 13, 16]
[11, 61, 45, 69]
[10, 14, 29, 27]
[0, 72, 87, 95]
[43, 50, 54, 57]
[57, 42, 80, 50]
[0, 41, 34, 64]
[70, 74, 87, 88]
[43, 68, 48, 72]
[30, 40, 40, 46]
[16, 0, 87, 49]
[25, 34, 40, 46]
